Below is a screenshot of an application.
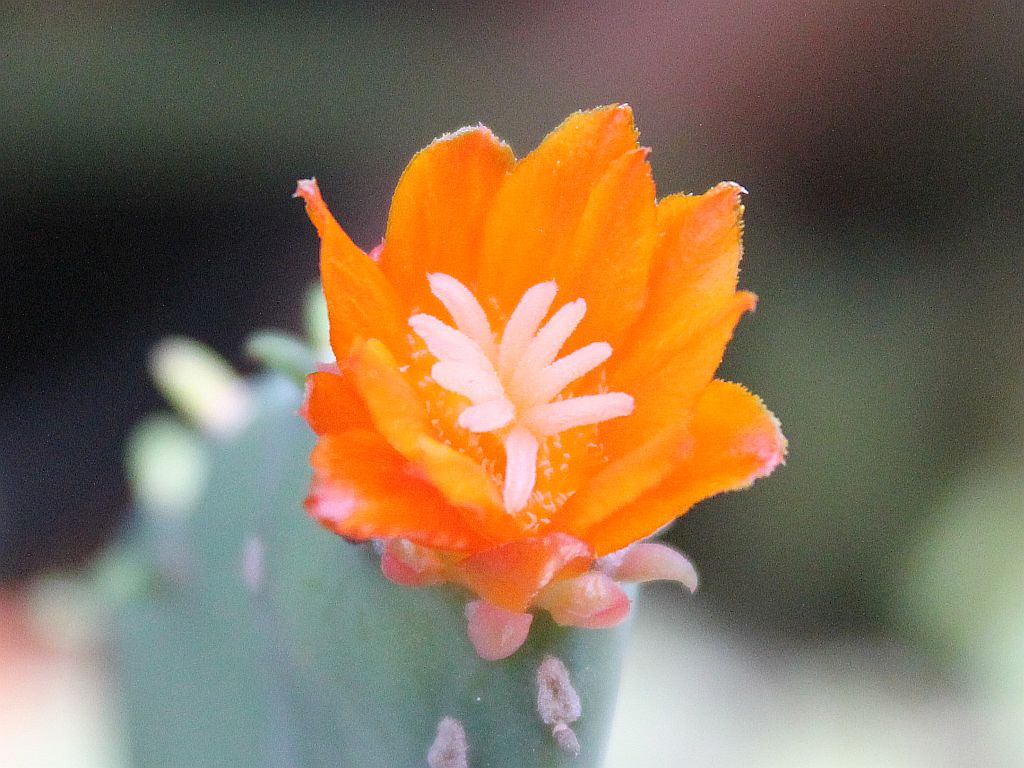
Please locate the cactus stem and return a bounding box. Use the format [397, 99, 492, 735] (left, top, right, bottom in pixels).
[241, 535, 265, 594]
[155, 537, 194, 592]
[536, 655, 582, 756]
[427, 716, 469, 768]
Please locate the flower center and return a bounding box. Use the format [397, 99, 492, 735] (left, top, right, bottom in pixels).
[409, 273, 634, 515]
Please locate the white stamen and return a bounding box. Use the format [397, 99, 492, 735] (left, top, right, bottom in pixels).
[458, 399, 516, 432]
[526, 393, 635, 437]
[431, 361, 505, 403]
[530, 342, 612, 406]
[409, 314, 493, 369]
[408, 274, 633, 516]
[509, 299, 587, 397]
[498, 281, 558, 374]
[427, 273, 495, 355]
[503, 426, 539, 513]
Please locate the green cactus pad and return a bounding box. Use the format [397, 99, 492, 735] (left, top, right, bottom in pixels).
[117, 375, 632, 768]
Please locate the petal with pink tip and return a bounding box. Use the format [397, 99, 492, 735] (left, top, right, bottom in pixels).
[380, 539, 448, 587]
[536, 572, 631, 629]
[464, 600, 534, 661]
[451, 533, 593, 613]
[606, 542, 699, 593]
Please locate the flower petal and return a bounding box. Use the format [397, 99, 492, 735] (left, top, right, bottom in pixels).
[294, 179, 407, 358]
[452, 533, 593, 612]
[612, 182, 746, 391]
[556, 420, 690, 535]
[582, 380, 787, 556]
[478, 105, 640, 316]
[556, 148, 657, 350]
[535, 572, 631, 629]
[301, 370, 371, 435]
[307, 430, 487, 551]
[605, 290, 757, 454]
[350, 339, 524, 542]
[380, 127, 515, 313]
[464, 600, 533, 661]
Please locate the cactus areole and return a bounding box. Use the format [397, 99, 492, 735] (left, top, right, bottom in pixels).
[296, 105, 786, 660]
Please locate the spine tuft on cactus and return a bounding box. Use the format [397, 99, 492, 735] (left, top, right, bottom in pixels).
[536, 655, 583, 756]
[427, 717, 470, 768]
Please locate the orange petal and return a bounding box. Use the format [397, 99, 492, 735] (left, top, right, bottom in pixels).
[307, 430, 487, 551]
[349, 338, 524, 542]
[477, 105, 640, 316]
[535, 572, 631, 629]
[557, 420, 690, 535]
[451, 533, 594, 612]
[557, 148, 657, 351]
[301, 370, 371, 435]
[613, 182, 746, 391]
[583, 380, 786, 555]
[464, 600, 533, 661]
[294, 179, 407, 358]
[380, 127, 515, 313]
[606, 289, 757, 453]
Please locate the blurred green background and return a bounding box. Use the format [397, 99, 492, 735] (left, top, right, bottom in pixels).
[1, 1, 1022, 766]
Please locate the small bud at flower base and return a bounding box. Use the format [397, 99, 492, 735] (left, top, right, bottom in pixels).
[464, 600, 533, 661]
[536, 572, 630, 629]
[603, 541, 699, 593]
[379, 539, 446, 587]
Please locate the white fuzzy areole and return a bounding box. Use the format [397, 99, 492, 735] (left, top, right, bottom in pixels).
[409, 274, 634, 514]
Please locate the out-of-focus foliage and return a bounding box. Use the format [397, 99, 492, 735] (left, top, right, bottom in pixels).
[901, 455, 1024, 709]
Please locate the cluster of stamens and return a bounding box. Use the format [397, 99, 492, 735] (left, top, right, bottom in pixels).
[409, 273, 634, 515]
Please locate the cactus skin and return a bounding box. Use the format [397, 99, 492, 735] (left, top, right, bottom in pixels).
[117, 372, 632, 768]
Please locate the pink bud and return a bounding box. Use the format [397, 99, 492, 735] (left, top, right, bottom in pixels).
[605, 542, 699, 592]
[379, 539, 446, 587]
[464, 600, 533, 661]
[536, 572, 630, 629]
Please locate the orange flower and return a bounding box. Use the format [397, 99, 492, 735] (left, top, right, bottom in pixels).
[296, 105, 786, 660]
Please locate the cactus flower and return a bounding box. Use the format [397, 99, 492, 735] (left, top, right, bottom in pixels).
[296, 105, 786, 660]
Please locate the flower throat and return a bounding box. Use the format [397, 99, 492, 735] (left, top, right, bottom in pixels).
[409, 273, 634, 517]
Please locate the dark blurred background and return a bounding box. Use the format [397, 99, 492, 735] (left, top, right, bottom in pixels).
[2, 1, 1022, 764]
